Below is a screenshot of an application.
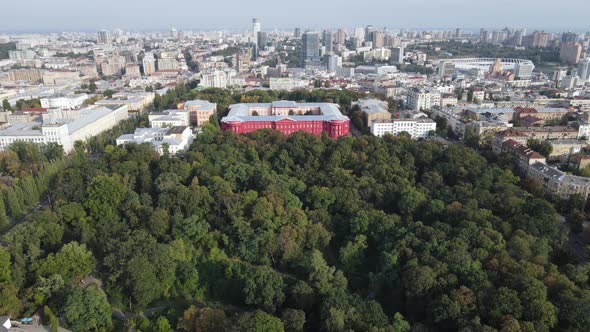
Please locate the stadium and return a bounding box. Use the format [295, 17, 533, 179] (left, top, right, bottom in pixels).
[441, 58, 535, 71]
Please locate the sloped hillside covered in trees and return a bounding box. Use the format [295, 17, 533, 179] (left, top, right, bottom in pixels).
[0, 122, 589, 331]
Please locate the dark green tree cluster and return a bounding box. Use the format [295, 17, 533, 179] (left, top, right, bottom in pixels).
[527, 138, 553, 158]
[1, 120, 590, 331]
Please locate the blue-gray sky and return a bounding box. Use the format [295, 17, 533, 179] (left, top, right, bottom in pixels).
[1, 0, 589, 32]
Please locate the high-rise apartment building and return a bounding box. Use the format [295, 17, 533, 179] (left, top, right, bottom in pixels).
[336, 29, 346, 46]
[373, 31, 385, 49]
[142, 53, 156, 76]
[560, 42, 582, 65]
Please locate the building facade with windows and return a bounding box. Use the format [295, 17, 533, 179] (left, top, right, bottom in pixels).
[371, 118, 436, 139]
[221, 101, 349, 138]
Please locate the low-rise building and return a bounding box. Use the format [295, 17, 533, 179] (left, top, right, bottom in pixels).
[500, 139, 547, 175]
[0, 105, 128, 153]
[116, 126, 194, 155]
[40, 94, 88, 110]
[353, 99, 391, 127]
[371, 118, 436, 139]
[221, 101, 350, 138]
[183, 100, 217, 127]
[528, 162, 590, 200]
[149, 109, 190, 128]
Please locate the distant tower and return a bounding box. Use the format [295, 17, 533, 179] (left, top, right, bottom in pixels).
[302, 31, 321, 68]
[170, 27, 178, 39]
[294, 28, 302, 38]
[252, 18, 261, 44]
[323, 30, 333, 54]
[96, 30, 112, 46]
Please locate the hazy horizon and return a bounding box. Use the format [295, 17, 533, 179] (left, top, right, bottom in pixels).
[1, 0, 589, 33]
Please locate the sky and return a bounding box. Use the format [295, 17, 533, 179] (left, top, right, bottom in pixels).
[1, 0, 589, 33]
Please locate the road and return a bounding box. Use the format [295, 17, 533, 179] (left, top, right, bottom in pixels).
[1, 198, 50, 236]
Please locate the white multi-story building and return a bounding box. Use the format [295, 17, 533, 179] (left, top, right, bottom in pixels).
[158, 57, 179, 71]
[0, 105, 129, 153]
[269, 78, 309, 91]
[408, 88, 440, 110]
[40, 94, 88, 110]
[149, 109, 190, 128]
[116, 126, 194, 155]
[578, 123, 590, 139]
[371, 118, 436, 139]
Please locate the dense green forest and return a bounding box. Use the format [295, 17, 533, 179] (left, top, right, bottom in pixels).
[1, 115, 589, 331]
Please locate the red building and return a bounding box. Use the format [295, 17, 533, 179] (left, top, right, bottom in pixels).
[220, 101, 350, 138]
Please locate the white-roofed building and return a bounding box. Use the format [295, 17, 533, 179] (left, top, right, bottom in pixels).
[149, 109, 190, 128]
[0, 104, 128, 153]
[116, 126, 194, 155]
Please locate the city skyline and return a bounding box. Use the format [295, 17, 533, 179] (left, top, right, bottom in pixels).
[1, 0, 590, 33]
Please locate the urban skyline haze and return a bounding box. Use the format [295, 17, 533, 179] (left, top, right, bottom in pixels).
[1, 0, 590, 32]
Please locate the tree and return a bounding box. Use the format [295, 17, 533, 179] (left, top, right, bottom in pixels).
[527, 138, 553, 158]
[1, 99, 12, 112]
[0, 248, 11, 283]
[154, 316, 173, 332]
[44, 305, 59, 332]
[178, 306, 226, 332]
[64, 285, 112, 332]
[88, 82, 97, 92]
[281, 309, 305, 332]
[243, 266, 285, 312]
[0, 283, 21, 316]
[33, 242, 96, 283]
[238, 310, 284, 332]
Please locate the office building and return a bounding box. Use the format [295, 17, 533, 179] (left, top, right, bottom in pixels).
[294, 28, 301, 38]
[302, 32, 321, 68]
[97, 30, 112, 46]
[252, 18, 261, 44]
[365, 25, 375, 42]
[170, 27, 178, 39]
[323, 30, 333, 54]
[257, 31, 268, 49]
[578, 57, 590, 81]
[221, 101, 350, 138]
[326, 54, 342, 72]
